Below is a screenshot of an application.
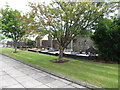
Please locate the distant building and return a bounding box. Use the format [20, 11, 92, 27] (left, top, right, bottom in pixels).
[69, 36, 94, 52]
[35, 35, 94, 51]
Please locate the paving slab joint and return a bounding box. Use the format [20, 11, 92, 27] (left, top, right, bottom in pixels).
[0, 53, 103, 90]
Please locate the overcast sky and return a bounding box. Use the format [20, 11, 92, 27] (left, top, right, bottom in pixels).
[0, 0, 118, 40]
[0, 0, 118, 14]
[0, 0, 52, 13]
[0, 0, 52, 40]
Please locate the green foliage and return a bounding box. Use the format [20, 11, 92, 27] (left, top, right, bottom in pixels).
[26, 39, 35, 47]
[0, 6, 25, 42]
[35, 36, 42, 40]
[91, 18, 120, 62]
[29, 1, 118, 60]
[0, 5, 26, 52]
[0, 35, 7, 40]
[29, 2, 117, 46]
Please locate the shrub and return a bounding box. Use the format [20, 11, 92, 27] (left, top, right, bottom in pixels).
[27, 39, 35, 48]
[91, 18, 120, 62]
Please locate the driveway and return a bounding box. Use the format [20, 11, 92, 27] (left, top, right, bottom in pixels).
[0, 54, 86, 89]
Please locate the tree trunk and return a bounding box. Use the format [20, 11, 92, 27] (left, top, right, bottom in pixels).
[13, 40, 17, 53]
[25, 39, 27, 50]
[58, 46, 64, 61]
[14, 45, 17, 53]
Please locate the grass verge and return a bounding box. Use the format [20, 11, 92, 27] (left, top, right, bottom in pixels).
[1, 47, 118, 88]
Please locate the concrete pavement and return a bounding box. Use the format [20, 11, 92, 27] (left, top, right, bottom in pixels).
[0, 54, 87, 89]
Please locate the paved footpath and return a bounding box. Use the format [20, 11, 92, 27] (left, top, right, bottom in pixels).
[0, 54, 87, 89]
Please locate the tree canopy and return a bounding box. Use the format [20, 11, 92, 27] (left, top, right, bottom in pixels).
[91, 17, 120, 62]
[28, 1, 118, 61]
[0, 6, 26, 52]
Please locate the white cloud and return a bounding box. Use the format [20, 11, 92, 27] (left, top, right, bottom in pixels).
[0, 0, 52, 13]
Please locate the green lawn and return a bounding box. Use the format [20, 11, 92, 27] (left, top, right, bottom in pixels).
[1, 47, 118, 88]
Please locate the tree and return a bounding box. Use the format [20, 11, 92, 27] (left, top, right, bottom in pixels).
[0, 35, 6, 40]
[0, 5, 26, 53]
[91, 17, 120, 62]
[29, 1, 118, 61]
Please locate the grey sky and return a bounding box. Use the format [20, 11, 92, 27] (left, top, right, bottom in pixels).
[0, 0, 51, 13]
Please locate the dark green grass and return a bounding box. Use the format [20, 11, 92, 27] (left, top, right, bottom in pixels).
[1, 47, 118, 88]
